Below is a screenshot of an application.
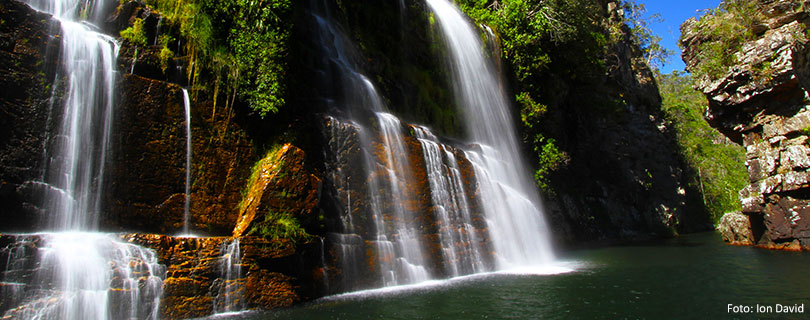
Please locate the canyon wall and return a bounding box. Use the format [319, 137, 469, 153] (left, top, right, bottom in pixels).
[681, 0, 810, 250]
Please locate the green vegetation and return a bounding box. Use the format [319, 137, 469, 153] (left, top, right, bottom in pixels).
[238, 144, 312, 243]
[158, 34, 174, 72]
[135, 0, 291, 116]
[620, 2, 675, 70]
[658, 71, 748, 222]
[681, 0, 767, 81]
[454, 0, 601, 190]
[120, 17, 147, 46]
[238, 143, 286, 211]
[248, 210, 311, 242]
[455, 0, 669, 191]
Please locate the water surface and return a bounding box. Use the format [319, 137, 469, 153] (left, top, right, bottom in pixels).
[207, 233, 810, 319]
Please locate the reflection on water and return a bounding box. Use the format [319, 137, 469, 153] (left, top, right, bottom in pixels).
[203, 233, 810, 319]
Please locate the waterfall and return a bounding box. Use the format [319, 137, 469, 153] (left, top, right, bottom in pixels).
[182, 88, 193, 235]
[426, 0, 555, 267]
[153, 17, 163, 46]
[213, 238, 245, 314]
[0, 1, 166, 319]
[311, 1, 431, 289]
[1, 234, 164, 320]
[370, 113, 430, 285]
[312, 0, 558, 294]
[35, 5, 119, 231]
[413, 126, 486, 276]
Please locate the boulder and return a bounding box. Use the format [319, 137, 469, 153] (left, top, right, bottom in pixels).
[233, 144, 321, 238]
[717, 211, 755, 245]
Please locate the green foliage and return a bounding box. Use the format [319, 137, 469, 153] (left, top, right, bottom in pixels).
[455, 0, 610, 189]
[120, 18, 147, 46]
[620, 1, 675, 70]
[238, 144, 310, 242]
[204, 0, 291, 116]
[248, 210, 312, 242]
[658, 71, 748, 223]
[158, 35, 174, 72]
[516, 90, 566, 192]
[457, 0, 603, 83]
[682, 0, 765, 80]
[532, 135, 567, 193]
[140, 0, 291, 116]
[239, 143, 286, 209]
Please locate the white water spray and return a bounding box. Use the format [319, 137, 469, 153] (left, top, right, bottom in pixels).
[426, 0, 555, 267]
[0, 2, 166, 319]
[213, 238, 244, 313]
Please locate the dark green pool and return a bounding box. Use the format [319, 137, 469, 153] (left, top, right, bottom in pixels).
[207, 232, 810, 319]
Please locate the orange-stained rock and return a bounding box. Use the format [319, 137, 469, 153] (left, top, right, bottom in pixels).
[233, 144, 321, 238]
[105, 73, 255, 235]
[244, 269, 299, 309]
[122, 234, 310, 319]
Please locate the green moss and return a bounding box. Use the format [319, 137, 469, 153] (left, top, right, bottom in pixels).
[237, 144, 311, 243]
[120, 17, 147, 46]
[238, 143, 286, 212]
[248, 210, 311, 243]
[158, 34, 175, 72]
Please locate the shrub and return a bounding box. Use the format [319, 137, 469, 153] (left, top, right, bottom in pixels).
[657, 71, 748, 223]
[120, 18, 147, 46]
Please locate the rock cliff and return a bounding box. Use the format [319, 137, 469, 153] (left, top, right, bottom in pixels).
[0, 0, 729, 317]
[539, 1, 704, 245]
[0, 0, 61, 231]
[681, 0, 810, 250]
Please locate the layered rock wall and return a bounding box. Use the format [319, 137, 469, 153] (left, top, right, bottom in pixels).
[681, 0, 810, 250]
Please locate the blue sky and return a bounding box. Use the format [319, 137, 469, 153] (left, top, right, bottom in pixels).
[639, 0, 722, 73]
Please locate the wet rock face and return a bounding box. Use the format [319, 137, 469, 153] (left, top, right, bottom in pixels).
[0, 233, 314, 319]
[124, 234, 309, 319]
[104, 73, 255, 235]
[317, 116, 493, 293]
[0, 1, 62, 231]
[681, 0, 810, 249]
[112, 1, 188, 85]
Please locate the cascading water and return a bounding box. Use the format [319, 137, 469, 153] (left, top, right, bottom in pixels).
[40, 8, 118, 231]
[426, 0, 555, 267]
[371, 113, 430, 285]
[213, 238, 245, 314]
[182, 88, 193, 235]
[1, 234, 164, 319]
[413, 126, 486, 276]
[0, 1, 165, 319]
[313, 0, 558, 294]
[310, 0, 431, 288]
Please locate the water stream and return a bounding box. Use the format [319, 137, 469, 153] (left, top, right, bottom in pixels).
[213, 238, 245, 314]
[0, 1, 166, 319]
[182, 88, 193, 235]
[312, 0, 556, 293]
[426, 0, 555, 267]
